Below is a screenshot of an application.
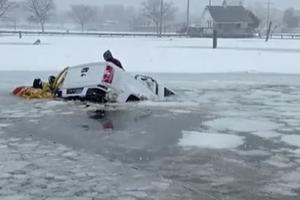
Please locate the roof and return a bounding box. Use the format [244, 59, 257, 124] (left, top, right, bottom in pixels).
[206, 6, 256, 23]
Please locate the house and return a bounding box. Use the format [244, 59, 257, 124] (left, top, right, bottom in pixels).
[200, 1, 260, 37]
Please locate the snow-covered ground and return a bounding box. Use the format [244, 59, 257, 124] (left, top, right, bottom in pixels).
[1, 36, 300, 199]
[0, 35, 299, 73]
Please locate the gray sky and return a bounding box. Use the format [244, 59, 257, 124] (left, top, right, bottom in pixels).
[53, 0, 300, 11]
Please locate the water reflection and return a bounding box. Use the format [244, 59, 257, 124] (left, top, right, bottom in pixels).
[87, 110, 105, 120]
[86, 109, 114, 136]
[81, 107, 206, 164]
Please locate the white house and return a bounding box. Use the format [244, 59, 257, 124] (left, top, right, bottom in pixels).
[200, 1, 260, 37]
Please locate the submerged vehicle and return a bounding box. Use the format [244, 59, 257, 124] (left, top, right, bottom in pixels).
[13, 62, 175, 103]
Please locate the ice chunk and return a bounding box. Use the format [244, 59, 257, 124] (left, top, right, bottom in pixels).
[264, 155, 293, 168]
[235, 149, 271, 156]
[278, 127, 294, 132]
[179, 131, 244, 149]
[118, 197, 136, 200]
[2, 160, 30, 172]
[210, 177, 235, 186]
[291, 149, 300, 156]
[138, 101, 199, 108]
[59, 112, 74, 115]
[7, 138, 21, 142]
[39, 110, 54, 114]
[284, 119, 300, 127]
[0, 144, 8, 149]
[251, 131, 282, 139]
[1, 195, 30, 200]
[124, 191, 148, 199]
[263, 184, 299, 196]
[282, 135, 300, 148]
[35, 100, 66, 110]
[205, 118, 280, 132]
[0, 173, 11, 179]
[28, 119, 39, 123]
[263, 168, 300, 196]
[61, 151, 79, 158]
[6, 112, 26, 118]
[0, 123, 11, 128]
[169, 109, 192, 114]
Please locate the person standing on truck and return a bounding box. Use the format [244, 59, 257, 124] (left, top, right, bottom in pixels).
[103, 50, 124, 70]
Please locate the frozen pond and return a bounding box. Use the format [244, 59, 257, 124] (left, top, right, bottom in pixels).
[1, 71, 300, 199]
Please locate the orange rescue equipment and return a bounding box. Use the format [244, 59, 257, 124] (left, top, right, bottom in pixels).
[12, 67, 69, 99]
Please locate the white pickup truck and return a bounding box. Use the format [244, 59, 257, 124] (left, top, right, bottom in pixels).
[55, 62, 175, 103]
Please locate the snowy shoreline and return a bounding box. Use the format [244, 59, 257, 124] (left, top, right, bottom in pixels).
[0, 36, 299, 73]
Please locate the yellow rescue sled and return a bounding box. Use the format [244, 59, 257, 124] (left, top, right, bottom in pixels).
[12, 67, 68, 99]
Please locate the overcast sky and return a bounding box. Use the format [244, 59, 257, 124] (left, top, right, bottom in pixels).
[53, 0, 300, 11]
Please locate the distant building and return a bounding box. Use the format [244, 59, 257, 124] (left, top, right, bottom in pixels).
[200, 1, 260, 37]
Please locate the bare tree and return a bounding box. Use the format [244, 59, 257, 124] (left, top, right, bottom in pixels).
[0, 0, 15, 18]
[142, 0, 176, 34]
[26, 0, 55, 32]
[4, 2, 24, 30]
[70, 4, 96, 32]
[162, 1, 176, 29]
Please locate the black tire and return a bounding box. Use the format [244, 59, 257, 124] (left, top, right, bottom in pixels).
[86, 88, 107, 103]
[126, 95, 140, 102]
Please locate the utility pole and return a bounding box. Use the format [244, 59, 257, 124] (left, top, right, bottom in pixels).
[159, 0, 163, 37]
[266, 0, 271, 32]
[186, 0, 190, 32]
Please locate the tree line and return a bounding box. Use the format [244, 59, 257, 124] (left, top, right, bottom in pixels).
[283, 8, 300, 29]
[0, 0, 177, 33]
[1, 0, 299, 33]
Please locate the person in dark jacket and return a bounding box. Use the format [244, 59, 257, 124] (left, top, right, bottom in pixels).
[103, 50, 124, 70]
